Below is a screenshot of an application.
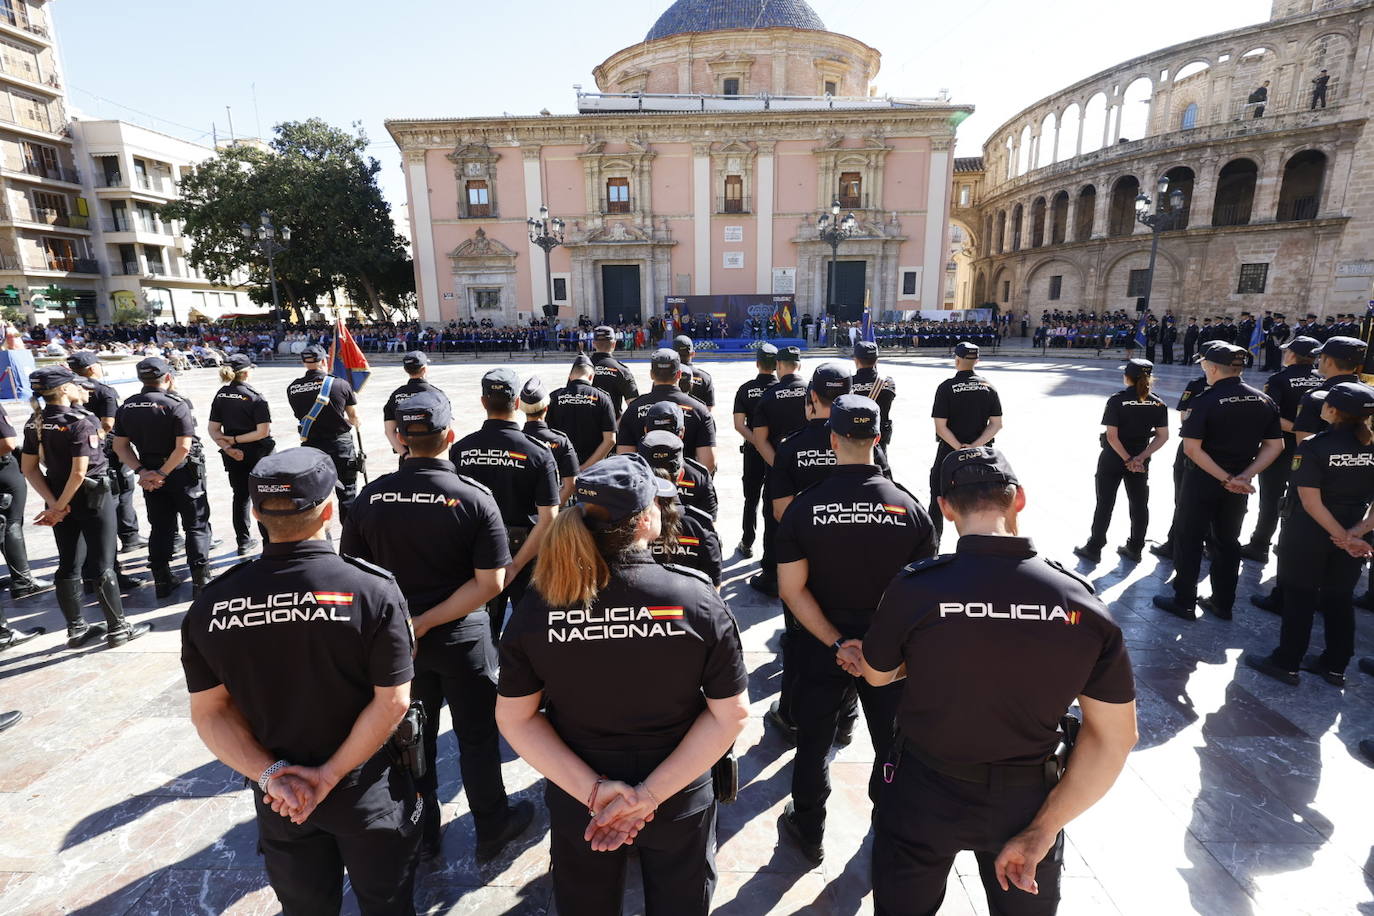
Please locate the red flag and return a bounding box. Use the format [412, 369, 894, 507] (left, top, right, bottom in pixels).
[330, 318, 372, 392]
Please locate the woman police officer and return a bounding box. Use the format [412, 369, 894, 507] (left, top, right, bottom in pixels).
[21, 367, 149, 649]
[1246, 381, 1374, 688]
[1075, 358, 1170, 564]
[206, 353, 274, 555]
[495, 454, 748, 916]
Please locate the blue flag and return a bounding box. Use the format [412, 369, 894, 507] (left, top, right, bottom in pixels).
[861, 306, 876, 343]
[1133, 315, 1148, 349]
[1248, 319, 1264, 359]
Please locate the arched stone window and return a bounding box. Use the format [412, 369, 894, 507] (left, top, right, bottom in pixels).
[1030, 197, 1047, 248]
[1161, 166, 1195, 229]
[1276, 150, 1326, 221]
[1050, 191, 1069, 244]
[1213, 159, 1258, 226]
[996, 210, 1007, 254]
[1075, 185, 1096, 240]
[1180, 103, 1199, 130]
[1108, 176, 1140, 236]
[1011, 203, 1024, 251]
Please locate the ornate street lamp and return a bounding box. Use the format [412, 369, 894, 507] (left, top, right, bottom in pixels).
[817, 200, 858, 317]
[528, 205, 566, 320]
[1133, 177, 1186, 312]
[241, 211, 290, 335]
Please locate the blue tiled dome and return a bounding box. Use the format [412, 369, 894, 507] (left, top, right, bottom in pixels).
[646, 0, 826, 41]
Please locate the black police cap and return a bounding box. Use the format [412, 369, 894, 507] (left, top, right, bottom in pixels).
[250, 447, 337, 515]
[30, 366, 75, 392]
[65, 351, 99, 370]
[401, 350, 428, 370]
[1312, 381, 1374, 417]
[637, 429, 684, 471]
[854, 340, 878, 359]
[777, 345, 802, 363]
[226, 353, 255, 372]
[593, 325, 615, 340]
[828, 394, 880, 438]
[953, 341, 980, 358]
[650, 348, 681, 372]
[574, 454, 675, 524]
[672, 335, 695, 354]
[1313, 335, 1366, 361]
[570, 353, 593, 370]
[481, 367, 519, 398]
[1282, 335, 1319, 358]
[136, 357, 173, 381]
[1121, 358, 1153, 379]
[396, 391, 451, 436]
[301, 345, 327, 363]
[644, 401, 685, 436]
[939, 446, 1019, 497]
[809, 361, 852, 397]
[756, 342, 778, 357]
[520, 376, 548, 405]
[1197, 342, 1248, 368]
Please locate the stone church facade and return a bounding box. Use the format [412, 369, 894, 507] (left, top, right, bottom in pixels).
[387, 0, 969, 326]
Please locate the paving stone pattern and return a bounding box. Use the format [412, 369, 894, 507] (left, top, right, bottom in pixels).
[0, 352, 1370, 915]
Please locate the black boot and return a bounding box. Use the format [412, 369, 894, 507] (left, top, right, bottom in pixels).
[6, 534, 50, 598]
[56, 578, 104, 648]
[152, 564, 184, 599]
[96, 572, 151, 648]
[191, 563, 210, 598]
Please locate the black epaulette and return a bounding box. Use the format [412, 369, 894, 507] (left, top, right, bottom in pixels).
[777, 427, 805, 446]
[683, 503, 715, 527]
[899, 555, 956, 577]
[520, 432, 552, 451]
[891, 482, 920, 504]
[683, 456, 709, 475]
[162, 391, 188, 404]
[661, 563, 712, 586]
[1043, 557, 1096, 594]
[791, 479, 824, 502]
[458, 473, 494, 496]
[340, 553, 398, 582]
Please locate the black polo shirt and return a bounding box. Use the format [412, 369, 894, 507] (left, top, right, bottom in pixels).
[683, 363, 715, 408]
[776, 464, 934, 628]
[930, 370, 1002, 446]
[450, 419, 559, 529]
[1100, 389, 1168, 454]
[546, 378, 616, 465]
[1290, 427, 1374, 522]
[524, 419, 580, 482]
[752, 372, 808, 451]
[383, 377, 448, 424]
[113, 388, 198, 466]
[209, 381, 272, 437]
[23, 404, 106, 490]
[1293, 373, 1360, 436]
[1180, 375, 1282, 475]
[287, 370, 356, 441]
[1264, 365, 1322, 427]
[180, 540, 414, 768]
[498, 552, 747, 754]
[732, 373, 777, 456]
[1176, 375, 1209, 435]
[676, 457, 717, 519]
[851, 367, 897, 443]
[864, 535, 1135, 765]
[84, 379, 120, 424]
[651, 504, 722, 585]
[770, 419, 837, 500]
[616, 386, 717, 454]
[590, 351, 639, 416]
[341, 458, 512, 639]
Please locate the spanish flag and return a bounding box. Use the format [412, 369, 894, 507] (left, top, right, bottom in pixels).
[774, 299, 794, 334]
[883, 504, 908, 515]
[314, 591, 355, 605]
[329, 318, 372, 393]
[507, 451, 527, 461]
[679, 537, 701, 546]
[648, 606, 684, 620]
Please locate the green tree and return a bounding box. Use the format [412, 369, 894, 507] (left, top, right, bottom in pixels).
[164, 118, 414, 323]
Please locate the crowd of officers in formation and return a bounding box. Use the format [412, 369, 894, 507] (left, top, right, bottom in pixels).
[7, 313, 1369, 915]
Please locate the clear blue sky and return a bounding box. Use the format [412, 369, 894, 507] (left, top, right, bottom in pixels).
[53, 0, 1270, 216]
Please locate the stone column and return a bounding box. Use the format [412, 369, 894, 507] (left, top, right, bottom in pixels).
[1091, 178, 1111, 239]
[522, 145, 546, 314]
[755, 141, 775, 294]
[1250, 149, 1282, 223]
[1064, 193, 1079, 243]
[1190, 156, 1219, 227]
[923, 139, 952, 307]
[692, 141, 711, 294]
[404, 148, 443, 324]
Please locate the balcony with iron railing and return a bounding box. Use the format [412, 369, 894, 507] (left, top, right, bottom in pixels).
[145, 261, 181, 278]
[716, 195, 752, 214]
[103, 216, 173, 235]
[0, 9, 51, 43]
[43, 256, 99, 274]
[136, 174, 172, 194]
[1276, 196, 1320, 222]
[20, 161, 78, 183]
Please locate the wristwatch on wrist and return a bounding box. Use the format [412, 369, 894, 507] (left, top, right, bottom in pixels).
[258, 759, 289, 793]
[831, 638, 846, 656]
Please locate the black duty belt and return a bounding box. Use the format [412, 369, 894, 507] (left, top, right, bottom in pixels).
[902, 739, 1059, 788]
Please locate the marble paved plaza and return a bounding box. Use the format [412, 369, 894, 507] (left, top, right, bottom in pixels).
[0, 350, 1371, 915]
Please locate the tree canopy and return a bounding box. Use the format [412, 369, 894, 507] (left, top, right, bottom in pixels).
[164, 118, 414, 322]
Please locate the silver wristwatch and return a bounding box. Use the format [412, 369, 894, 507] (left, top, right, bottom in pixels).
[258, 759, 289, 793]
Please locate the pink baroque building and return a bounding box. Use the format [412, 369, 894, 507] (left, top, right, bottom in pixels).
[386, 0, 971, 327]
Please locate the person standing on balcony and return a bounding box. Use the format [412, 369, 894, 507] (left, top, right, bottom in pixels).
[1248, 81, 1269, 119]
[1311, 70, 1330, 110]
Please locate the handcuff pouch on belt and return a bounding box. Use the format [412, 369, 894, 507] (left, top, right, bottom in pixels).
[387, 701, 427, 780]
[712, 749, 738, 803]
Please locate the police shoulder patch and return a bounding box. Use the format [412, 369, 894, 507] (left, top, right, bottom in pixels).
[458, 473, 494, 496]
[339, 554, 397, 582]
[899, 555, 956, 577]
[1043, 557, 1096, 594]
[660, 563, 712, 586]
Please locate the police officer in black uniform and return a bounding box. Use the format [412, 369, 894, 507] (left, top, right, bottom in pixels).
[749, 345, 808, 596]
[495, 454, 749, 916]
[1073, 359, 1169, 564]
[732, 342, 777, 557]
[672, 334, 715, 407]
[287, 345, 362, 520]
[640, 402, 718, 520]
[1246, 382, 1374, 688]
[70, 376, 147, 593]
[615, 349, 717, 472]
[1149, 366, 1213, 560]
[519, 377, 579, 505]
[854, 446, 1138, 916]
[638, 433, 724, 585]
[383, 351, 448, 466]
[929, 342, 1003, 547]
[1241, 337, 1321, 563]
[208, 353, 275, 556]
[113, 357, 214, 598]
[180, 447, 420, 915]
[1153, 343, 1284, 620]
[590, 325, 639, 417]
[68, 350, 144, 556]
[342, 392, 535, 863]
[450, 367, 560, 643]
[22, 366, 151, 649]
[0, 402, 43, 650]
[775, 395, 935, 865]
[852, 340, 897, 453]
[0, 392, 47, 599]
[1291, 336, 1365, 444]
[546, 354, 617, 468]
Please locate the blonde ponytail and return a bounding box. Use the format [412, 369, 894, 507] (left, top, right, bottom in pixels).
[218, 367, 249, 385]
[533, 506, 609, 607]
